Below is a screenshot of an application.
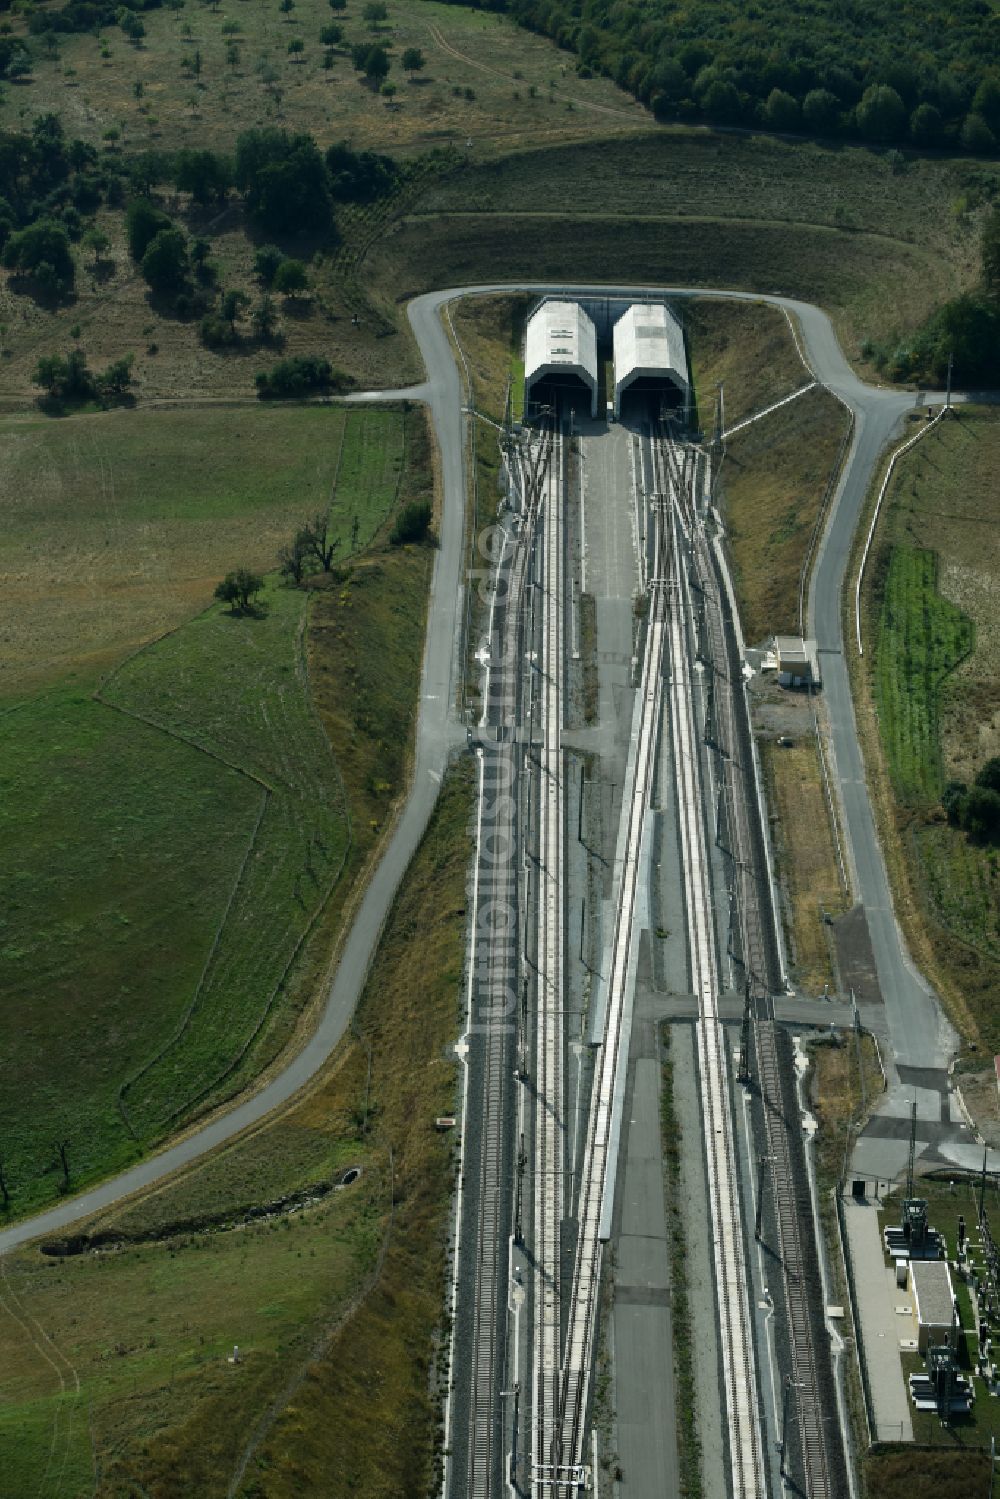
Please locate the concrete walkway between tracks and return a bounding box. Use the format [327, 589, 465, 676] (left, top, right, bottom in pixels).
[840, 1194, 913, 1442]
[610, 1051, 680, 1496]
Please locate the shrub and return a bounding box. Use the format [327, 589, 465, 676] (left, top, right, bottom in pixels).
[255, 354, 350, 398]
[390, 499, 432, 545]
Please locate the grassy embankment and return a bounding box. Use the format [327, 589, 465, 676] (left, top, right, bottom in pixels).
[393, 133, 996, 362]
[0, 762, 472, 1499]
[853, 407, 1000, 1056]
[449, 293, 529, 704]
[0, 403, 428, 1217]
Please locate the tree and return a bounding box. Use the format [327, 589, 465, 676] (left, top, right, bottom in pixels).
[699, 77, 740, 122]
[175, 148, 232, 205]
[363, 0, 387, 25]
[288, 36, 305, 59]
[3, 219, 74, 296]
[982, 206, 1000, 299]
[856, 83, 906, 141]
[320, 22, 342, 44]
[215, 568, 264, 611]
[910, 103, 943, 147]
[362, 44, 390, 88]
[802, 88, 839, 133]
[382, 81, 396, 103]
[227, 41, 241, 70]
[254, 243, 285, 285]
[961, 112, 996, 154]
[401, 45, 424, 76]
[252, 292, 278, 341]
[126, 197, 172, 261]
[220, 287, 249, 328]
[763, 88, 799, 132]
[297, 513, 338, 570]
[328, 0, 347, 9]
[325, 141, 397, 201]
[235, 128, 332, 234]
[255, 354, 345, 397]
[391, 499, 431, 545]
[99, 353, 133, 396]
[279, 532, 309, 583]
[975, 757, 1000, 794]
[33, 349, 92, 398]
[960, 785, 1000, 843]
[82, 226, 110, 267]
[971, 74, 1000, 134]
[273, 256, 308, 295]
[141, 226, 189, 295]
[118, 10, 145, 43]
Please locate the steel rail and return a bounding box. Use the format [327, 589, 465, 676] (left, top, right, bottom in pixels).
[664, 452, 764, 1498]
[531, 422, 566, 1495]
[556, 490, 672, 1484]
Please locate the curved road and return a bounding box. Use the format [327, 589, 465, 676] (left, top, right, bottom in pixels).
[0, 281, 948, 1255]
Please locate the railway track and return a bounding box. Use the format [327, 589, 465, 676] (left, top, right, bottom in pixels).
[755, 1020, 833, 1499]
[531, 423, 567, 1494]
[557, 486, 672, 1484]
[462, 427, 550, 1499]
[665, 477, 764, 1497]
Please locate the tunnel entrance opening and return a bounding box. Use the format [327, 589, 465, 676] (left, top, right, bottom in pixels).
[526, 372, 594, 420]
[616, 377, 686, 427]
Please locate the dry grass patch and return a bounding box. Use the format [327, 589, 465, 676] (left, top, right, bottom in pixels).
[809, 1031, 883, 1191]
[451, 291, 530, 419]
[763, 739, 846, 993]
[718, 384, 849, 641]
[685, 296, 807, 430]
[0, 0, 644, 161]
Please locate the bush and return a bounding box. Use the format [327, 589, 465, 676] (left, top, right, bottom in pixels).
[390, 499, 432, 545]
[126, 197, 172, 261]
[200, 313, 238, 348]
[254, 243, 285, 285]
[255, 354, 350, 398]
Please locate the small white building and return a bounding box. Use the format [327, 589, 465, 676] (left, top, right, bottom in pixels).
[612, 303, 690, 418]
[524, 300, 598, 417]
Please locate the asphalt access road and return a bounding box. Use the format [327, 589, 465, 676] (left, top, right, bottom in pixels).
[0, 281, 955, 1255]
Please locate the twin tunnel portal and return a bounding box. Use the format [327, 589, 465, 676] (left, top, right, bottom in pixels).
[448, 298, 844, 1499]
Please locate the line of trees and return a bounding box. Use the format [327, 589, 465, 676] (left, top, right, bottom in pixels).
[441, 0, 1000, 154]
[32, 346, 134, 406]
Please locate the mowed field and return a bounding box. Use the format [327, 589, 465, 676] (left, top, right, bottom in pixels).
[0, 404, 352, 694]
[0, 402, 428, 1217]
[0, 761, 470, 1499]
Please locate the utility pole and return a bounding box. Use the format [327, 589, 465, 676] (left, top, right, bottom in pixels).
[946, 350, 954, 413]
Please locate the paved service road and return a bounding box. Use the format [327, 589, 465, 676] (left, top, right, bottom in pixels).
[0, 281, 956, 1256]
